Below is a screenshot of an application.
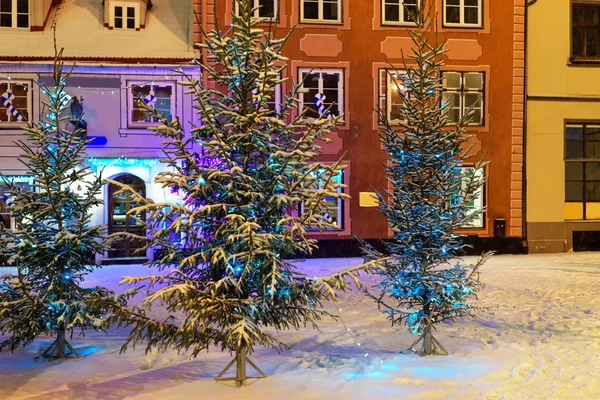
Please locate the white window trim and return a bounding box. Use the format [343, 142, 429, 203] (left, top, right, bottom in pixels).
[298, 67, 344, 121]
[0, 80, 31, 126]
[300, 0, 342, 24]
[110, 2, 141, 30]
[234, 0, 278, 19]
[382, 0, 419, 26]
[127, 81, 176, 128]
[0, 0, 29, 29]
[443, 0, 482, 28]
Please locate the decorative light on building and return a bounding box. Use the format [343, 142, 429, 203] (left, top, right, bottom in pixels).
[1, 175, 36, 185]
[88, 157, 158, 169]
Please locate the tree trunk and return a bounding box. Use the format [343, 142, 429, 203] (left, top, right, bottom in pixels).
[56, 328, 66, 359]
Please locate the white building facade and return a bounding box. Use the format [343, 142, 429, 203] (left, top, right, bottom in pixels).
[0, 0, 202, 263]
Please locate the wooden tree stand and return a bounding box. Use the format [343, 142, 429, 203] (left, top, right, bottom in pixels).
[38, 328, 80, 361]
[406, 328, 448, 356]
[215, 349, 267, 386]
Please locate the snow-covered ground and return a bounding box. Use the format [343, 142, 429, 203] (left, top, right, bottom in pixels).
[1, 253, 600, 400]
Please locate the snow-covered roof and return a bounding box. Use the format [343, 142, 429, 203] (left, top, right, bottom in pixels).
[0, 0, 197, 61]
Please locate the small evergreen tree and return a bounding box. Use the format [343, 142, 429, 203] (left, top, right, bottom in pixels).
[0, 46, 116, 359]
[96, 0, 377, 385]
[359, 15, 493, 356]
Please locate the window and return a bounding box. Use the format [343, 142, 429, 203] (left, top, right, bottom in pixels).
[301, 0, 342, 24]
[441, 71, 484, 126]
[377, 69, 406, 124]
[129, 82, 175, 127]
[298, 68, 343, 119]
[0, 0, 29, 28]
[382, 0, 419, 26]
[565, 123, 600, 220]
[111, 3, 139, 30]
[235, 0, 277, 19]
[572, 3, 600, 59]
[301, 169, 345, 230]
[457, 167, 485, 228]
[443, 0, 482, 27]
[0, 81, 29, 124]
[265, 80, 282, 115]
[0, 175, 34, 230]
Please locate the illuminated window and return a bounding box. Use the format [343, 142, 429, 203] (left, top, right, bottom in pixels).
[377, 69, 407, 124]
[301, 168, 345, 230]
[0, 81, 30, 125]
[298, 68, 343, 120]
[441, 71, 484, 126]
[443, 0, 482, 28]
[457, 167, 485, 228]
[382, 0, 419, 26]
[128, 82, 175, 127]
[565, 123, 600, 220]
[300, 0, 342, 24]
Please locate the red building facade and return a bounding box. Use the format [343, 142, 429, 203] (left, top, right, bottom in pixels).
[196, 0, 527, 253]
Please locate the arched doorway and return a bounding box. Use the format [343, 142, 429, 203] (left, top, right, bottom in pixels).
[108, 174, 147, 259]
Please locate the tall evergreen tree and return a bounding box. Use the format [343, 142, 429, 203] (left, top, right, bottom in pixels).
[359, 15, 493, 356]
[95, 0, 377, 385]
[0, 45, 117, 359]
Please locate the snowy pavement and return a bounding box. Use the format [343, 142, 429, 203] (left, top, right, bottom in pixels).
[1, 253, 600, 399]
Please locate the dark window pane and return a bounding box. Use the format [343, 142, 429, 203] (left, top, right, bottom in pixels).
[566, 141, 584, 158]
[573, 6, 585, 24]
[115, 6, 122, 17]
[586, 29, 599, 56]
[17, 0, 27, 12]
[567, 125, 584, 140]
[16, 14, 27, 28]
[322, 73, 339, 89]
[573, 28, 583, 56]
[566, 162, 583, 181]
[384, 5, 399, 22]
[0, 14, 11, 27]
[586, 182, 600, 201]
[115, 17, 123, 29]
[586, 142, 600, 158]
[127, 7, 135, 18]
[586, 126, 600, 139]
[0, 0, 11, 13]
[323, 1, 338, 21]
[566, 182, 584, 201]
[445, 6, 460, 23]
[586, 162, 600, 180]
[303, 1, 318, 20]
[127, 18, 135, 29]
[258, 0, 275, 17]
[464, 7, 479, 24]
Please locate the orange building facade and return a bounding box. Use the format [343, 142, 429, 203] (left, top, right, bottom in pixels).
[196, 0, 527, 253]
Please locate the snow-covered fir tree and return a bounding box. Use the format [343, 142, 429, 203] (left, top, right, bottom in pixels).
[96, 0, 378, 385]
[359, 15, 493, 356]
[0, 47, 117, 359]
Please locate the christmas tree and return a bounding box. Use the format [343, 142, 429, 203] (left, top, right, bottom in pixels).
[94, 0, 378, 385]
[0, 45, 117, 359]
[359, 13, 493, 356]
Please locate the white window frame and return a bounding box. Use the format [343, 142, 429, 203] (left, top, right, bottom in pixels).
[234, 0, 278, 19]
[127, 81, 176, 128]
[110, 2, 141, 30]
[300, 0, 342, 24]
[441, 71, 485, 126]
[386, 69, 406, 123]
[301, 168, 345, 230]
[443, 0, 482, 28]
[382, 0, 419, 26]
[458, 166, 485, 229]
[298, 68, 344, 121]
[0, 80, 31, 126]
[0, 0, 29, 29]
[265, 79, 282, 115]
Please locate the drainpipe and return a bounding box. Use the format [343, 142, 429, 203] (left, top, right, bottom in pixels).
[522, 0, 539, 252]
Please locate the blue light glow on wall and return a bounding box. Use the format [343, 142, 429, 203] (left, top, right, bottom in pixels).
[87, 157, 158, 169]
